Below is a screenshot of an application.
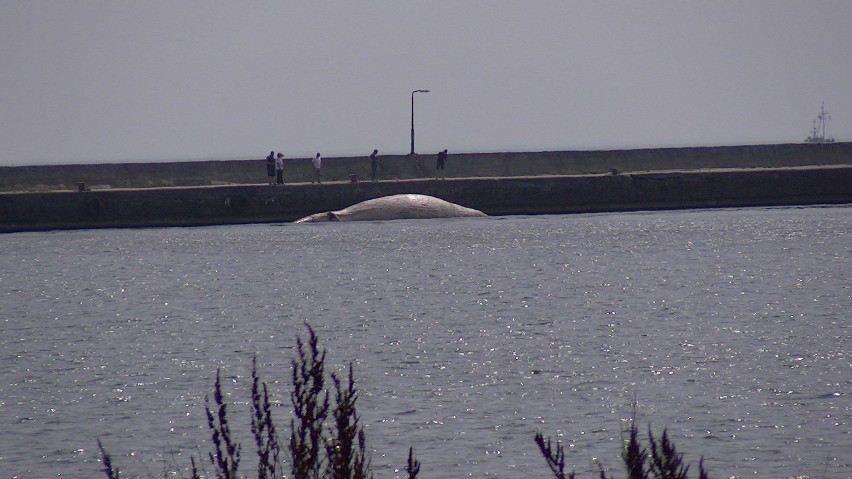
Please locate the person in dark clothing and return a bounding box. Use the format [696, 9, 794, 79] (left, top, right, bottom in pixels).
[266, 151, 275, 184]
[436, 149, 447, 179]
[370, 149, 379, 182]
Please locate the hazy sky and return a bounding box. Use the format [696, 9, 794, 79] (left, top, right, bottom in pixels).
[2, 1, 850, 165]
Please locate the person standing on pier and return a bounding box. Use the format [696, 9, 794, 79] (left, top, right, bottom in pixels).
[436, 149, 447, 179]
[370, 149, 379, 182]
[275, 153, 284, 185]
[312, 152, 322, 183]
[266, 151, 276, 184]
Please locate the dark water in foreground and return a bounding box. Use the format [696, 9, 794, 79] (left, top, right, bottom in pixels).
[1, 206, 850, 478]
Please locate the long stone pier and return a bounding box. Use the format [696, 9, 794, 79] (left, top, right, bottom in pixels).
[1, 143, 851, 232]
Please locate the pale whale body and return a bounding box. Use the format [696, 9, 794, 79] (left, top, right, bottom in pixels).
[294, 194, 487, 223]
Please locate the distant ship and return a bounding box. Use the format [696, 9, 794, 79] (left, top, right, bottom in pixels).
[804, 102, 835, 143]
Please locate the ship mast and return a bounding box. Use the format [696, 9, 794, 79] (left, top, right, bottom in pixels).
[805, 102, 835, 143]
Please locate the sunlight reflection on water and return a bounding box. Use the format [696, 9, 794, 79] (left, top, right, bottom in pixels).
[1, 205, 850, 478]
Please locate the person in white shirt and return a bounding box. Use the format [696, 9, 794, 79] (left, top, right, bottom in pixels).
[275, 153, 284, 185]
[312, 153, 322, 183]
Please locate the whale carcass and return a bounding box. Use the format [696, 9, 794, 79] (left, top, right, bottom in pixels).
[294, 194, 487, 223]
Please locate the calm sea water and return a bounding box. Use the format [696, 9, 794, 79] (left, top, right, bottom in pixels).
[1, 206, 850, 478]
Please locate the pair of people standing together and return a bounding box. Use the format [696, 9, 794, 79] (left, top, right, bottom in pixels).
[266, 151, 322, 184]
[368, 148, 447, 181]
[266, 151, 285, 185]
[370, 149, 449, 181]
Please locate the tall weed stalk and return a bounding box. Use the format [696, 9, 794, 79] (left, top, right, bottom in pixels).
[536, 414, 711, 479]
[206, 368, 241, 479]
[326, 363, 373, 479]
[534, 431, 574, 479]
[251, 355, 282, 479]
[97, 439, 120, 479]
[405, 447, 421, 479]
[290, 323, 331, 479]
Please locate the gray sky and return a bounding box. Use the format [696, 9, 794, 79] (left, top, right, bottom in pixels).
[2, 1, 850, 165]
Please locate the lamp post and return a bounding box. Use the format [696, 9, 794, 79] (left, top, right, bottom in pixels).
[410, 89, 430, 155]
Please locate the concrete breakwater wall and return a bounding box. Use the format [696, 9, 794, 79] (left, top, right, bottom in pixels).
[2, 166, 850, 233]
[2, 142, 851, 192]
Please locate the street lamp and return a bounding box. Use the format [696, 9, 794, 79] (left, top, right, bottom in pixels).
[410, 89, 430, 155]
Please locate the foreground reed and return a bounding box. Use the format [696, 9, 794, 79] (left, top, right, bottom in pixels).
[98, 324, 712, 478]
[535, 419, 710, 479]
[99, 324, 415, 479]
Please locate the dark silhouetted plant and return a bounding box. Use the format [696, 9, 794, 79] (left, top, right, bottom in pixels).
[405, 447, 421, 479]
[647, 427, 687, 479]
[290, 323, 331, 479]
[206, 368, 241, 479]
[534, 431, 574, 479]
[326, 362, 373, 479]
[251, 355, 282, 479]
[101, 324, 730, 479]
[623, 417, 647, 479]
[353, 429, 372, 479]
[189, 456, 201, 479]
[97, 439, 120, 479]
[97, 325, 396, 479]
[537, 414, 711, 479]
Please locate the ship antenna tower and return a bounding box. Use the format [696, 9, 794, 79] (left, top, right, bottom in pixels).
[805, 102, 835, 143]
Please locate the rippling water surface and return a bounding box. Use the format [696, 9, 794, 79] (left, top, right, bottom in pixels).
[1, 206, 850, 478]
